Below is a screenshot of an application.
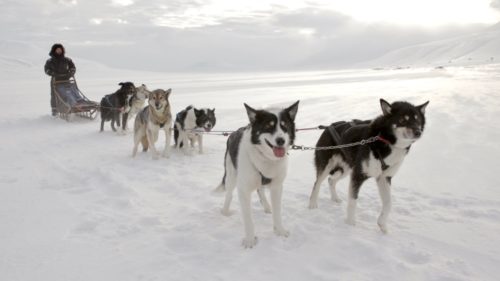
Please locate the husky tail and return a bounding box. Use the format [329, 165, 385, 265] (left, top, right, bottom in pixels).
[214, 151, 228, 192]
[214, 176, 226, 193]
[214, 167, 227, 193]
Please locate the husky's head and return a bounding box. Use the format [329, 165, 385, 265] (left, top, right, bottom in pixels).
[245, 101, 300, 159]
[194, 108, 216, 132]
[118, 82, 136, 95]
[380, 98, 429, 144]
[118, 82, 137, 102]
[135, 84, 151, 101]
[148, 88, 171, 111]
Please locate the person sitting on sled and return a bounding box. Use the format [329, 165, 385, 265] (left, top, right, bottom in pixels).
[44, 43, 78, 116]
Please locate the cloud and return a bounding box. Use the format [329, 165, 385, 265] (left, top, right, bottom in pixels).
[53, 0, 77, 5]
[491, 0, 500, 10]
[0, 2, 493, 71]
[70, 40, 135, 46]
[111, 0, 133, 6]
[273, 8, 353, 32]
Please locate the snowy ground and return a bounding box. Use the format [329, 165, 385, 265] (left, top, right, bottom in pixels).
[1, 64, 500, 281]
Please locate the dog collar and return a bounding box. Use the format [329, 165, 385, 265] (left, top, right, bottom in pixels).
[377, 135, 392, 145]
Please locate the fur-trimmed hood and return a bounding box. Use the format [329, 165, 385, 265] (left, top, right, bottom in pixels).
[49, 43, 65, 57]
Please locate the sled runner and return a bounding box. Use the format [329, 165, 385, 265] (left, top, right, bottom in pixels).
[52, 77, 99, 121]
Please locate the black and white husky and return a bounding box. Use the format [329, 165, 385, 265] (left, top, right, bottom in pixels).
[174, 106, 216, 154]
[215, 101, 299, 248]
[308, 99, 428, 233]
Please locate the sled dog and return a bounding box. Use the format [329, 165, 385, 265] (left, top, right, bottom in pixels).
[216, 101, 299, 248]
[100, 82, 136, 132]
[309, 99, 429, 233]
[121, 84, 150, 132]
[132, 89, 172, 159]
[174, 106, 216, 154]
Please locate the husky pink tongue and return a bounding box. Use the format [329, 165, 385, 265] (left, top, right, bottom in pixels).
[273, 147, 286, 158]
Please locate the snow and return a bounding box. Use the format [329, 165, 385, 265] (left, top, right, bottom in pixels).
[362, 26, 500, 68]
[1, 61, 500, 281]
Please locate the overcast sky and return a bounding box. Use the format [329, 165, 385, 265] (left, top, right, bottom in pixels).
[2, 0, 499, 71]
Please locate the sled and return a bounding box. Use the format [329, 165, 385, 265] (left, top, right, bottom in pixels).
[52, 76, 99, 121]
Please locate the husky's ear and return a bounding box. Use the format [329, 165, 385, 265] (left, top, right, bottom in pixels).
[194, 108, 202, 117]
[165, 88, 172, 98]
[244, 103, 257, 124]
[380, 99, 392, 115]
[119, 82, 124, 86]
[417, 101, 429, 115]
[211, 108, 215, 113]
[285, 100, 300, 121]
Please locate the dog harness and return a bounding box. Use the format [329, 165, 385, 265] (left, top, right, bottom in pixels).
[103, 95, 124, 111]
[325, 121, 351, 161]
[326, 122, 391, 171]
[148, 106, 170, 128]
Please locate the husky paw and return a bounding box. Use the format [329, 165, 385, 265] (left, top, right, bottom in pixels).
[152, 153, 160, 160]
[220, 209, 234, 216]
[162, 152, 170, 158]
[377, 221, 389, 234]
[263, 207, 272, 214]
[274, 226, 290, 237]
[331, 197, 342, 204]
[308, 201, 318, 209]
[242, 236, 258, 248]
[345, 218, 356, 226]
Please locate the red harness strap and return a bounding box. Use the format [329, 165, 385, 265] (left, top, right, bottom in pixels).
[377, 135, 392, 145]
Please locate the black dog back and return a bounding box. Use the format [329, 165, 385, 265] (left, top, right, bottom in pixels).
[100, 82, 136, 132]
[314, 119, 370, 175]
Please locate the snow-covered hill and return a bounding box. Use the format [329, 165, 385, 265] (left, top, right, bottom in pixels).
[363, 25, 500, 68]
[0, 40, 113, 80]
[1, 62, 499, 280]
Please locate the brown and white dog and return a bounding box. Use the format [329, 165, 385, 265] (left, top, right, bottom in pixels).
[132, 88, 173, 159]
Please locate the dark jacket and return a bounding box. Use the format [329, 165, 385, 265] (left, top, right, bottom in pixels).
[44, 44, 76, 80]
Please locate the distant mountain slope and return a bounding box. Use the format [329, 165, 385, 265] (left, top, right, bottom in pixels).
[0, 40, 45, 70]
[0, 40, 111, 79]
[361, 25, 500, 68]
